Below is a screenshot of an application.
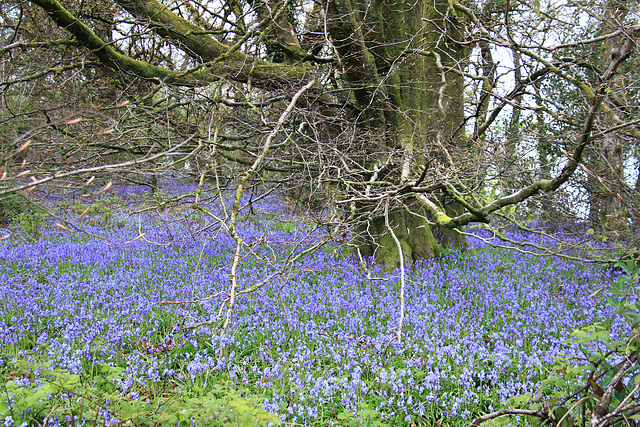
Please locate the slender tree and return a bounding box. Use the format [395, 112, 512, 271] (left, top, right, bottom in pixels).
[588, 0, 637, 235]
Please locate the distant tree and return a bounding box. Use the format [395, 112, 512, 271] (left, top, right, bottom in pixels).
[1, 0, 639, 266]
[586, 0, 640, 237]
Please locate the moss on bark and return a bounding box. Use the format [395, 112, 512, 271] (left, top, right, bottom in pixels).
[340, 0, 469, 267]
[355, 204, 440, 270]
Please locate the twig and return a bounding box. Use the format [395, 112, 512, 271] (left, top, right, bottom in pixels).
[384, 195, 405, 344]
[219, 80, 315, 340]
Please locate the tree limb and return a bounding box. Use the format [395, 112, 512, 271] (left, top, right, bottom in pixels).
[28, 0, 312, 88]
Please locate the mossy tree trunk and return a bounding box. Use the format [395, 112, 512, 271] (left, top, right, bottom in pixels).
[328, 0, 469, 268]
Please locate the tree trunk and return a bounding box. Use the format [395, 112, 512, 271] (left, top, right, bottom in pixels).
[589, 0, 630, 236]
[588, 135, 626, 234]
[328, 0, 469, 268]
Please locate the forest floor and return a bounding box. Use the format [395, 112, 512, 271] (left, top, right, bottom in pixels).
[0, 183, 632, 426]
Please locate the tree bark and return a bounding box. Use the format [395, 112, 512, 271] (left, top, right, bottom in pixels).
[327, 0, 469, 268]
[589, 0, 630, 236]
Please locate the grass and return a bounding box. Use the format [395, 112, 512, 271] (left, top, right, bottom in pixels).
[0, 185, 627, 426]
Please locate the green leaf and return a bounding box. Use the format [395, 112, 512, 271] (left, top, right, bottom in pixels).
[511, 392, 533, 404]
[527, 415, 545, 427]
[257, 412, 281, 423]
[0, 399, 10, 417]
[31, 384, 55, 400]
[337, 411, 351, 421]
[588, 352, 603, 362]
[626, 259, 636, 272]
[555, 377, 566, 388]
[532, 0, 541, 15]
[61, 374, 80, 386]
[485, 416, 510, 426]
[616, 260, 631, 275]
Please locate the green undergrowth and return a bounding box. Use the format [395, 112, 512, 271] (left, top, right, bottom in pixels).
[1, 361, 278, 426]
